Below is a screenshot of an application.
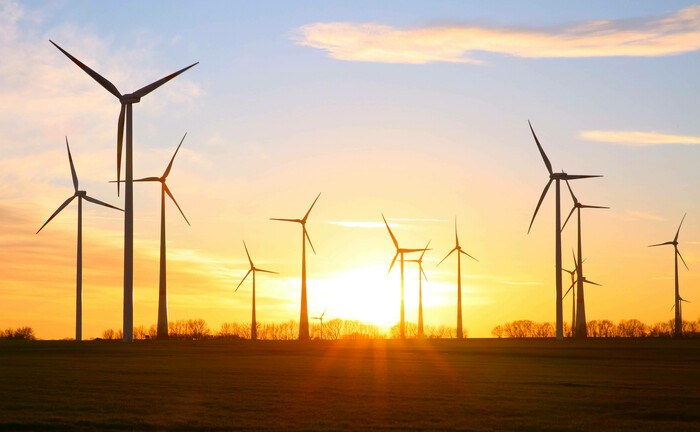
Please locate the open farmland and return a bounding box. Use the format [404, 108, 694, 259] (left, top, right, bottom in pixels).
[1, 339, 699, 431]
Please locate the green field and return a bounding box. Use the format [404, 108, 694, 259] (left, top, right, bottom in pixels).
[1, 339, 699, 431]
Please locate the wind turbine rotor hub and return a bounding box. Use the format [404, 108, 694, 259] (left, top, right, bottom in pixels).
[551, 172, 569, 180]
[76, 190, 87, 197]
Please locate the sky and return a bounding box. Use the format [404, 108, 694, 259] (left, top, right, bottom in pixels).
[1, 0, 699, 339]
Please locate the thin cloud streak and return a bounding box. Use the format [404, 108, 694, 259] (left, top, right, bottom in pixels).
[581, 130, 700, 146]
[294, 6, 700, 64]
[626, 210, 665, 222]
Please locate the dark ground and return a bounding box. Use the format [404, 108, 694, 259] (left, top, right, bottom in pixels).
[0, 338, 699, 431]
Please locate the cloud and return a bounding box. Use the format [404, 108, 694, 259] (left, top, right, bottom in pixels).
[580, 130, 700, 146]
[294, 6, 700, 64]
[626, 210, 665, 222]
[329, 221, 393, 228]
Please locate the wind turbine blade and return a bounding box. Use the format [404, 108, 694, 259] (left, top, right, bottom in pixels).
[648, 241, 674, 247]
[235, 269, 252, 292]
[163, 183, 190, 226]
[580, 205, 610, 209]
[674, 213, 687, 243]
[36, 195, 76, 234]
[670, 303, 676, 312]
[680, 297, 690, 303]
[163, 133, 186, 178]
[321, 308, 327, 319]
[421, 266, 429, 282]
[133, 177, 161, 182]
[255, 268, 279, 274]
[243, 240, 254, 268]
[302, 192, 322, 222]
[562, 268, 573, 275]
[50, 40, 122, 99]
[563, 174, 603, 180]
[131, 62, 199, 99]
[563, 284, 573, 298]
[454, 216, 459, 248]
[436, 248, 456, 267]
[584, 279, 602, 286]
[561, 207, 576, 232]
[460, 249, 479, 262]
[116, 103, 125, 196]
[419, 240, 431, 260]
[677, 248, 689, 270]
[382, 213, 399, 249]
[304, 227, 317, 255]
[270, 218, 299, 223]
[83, 195, 123, 211]
[528, 179, 552, 234]
[572, 250, 578, 272]
[564, 179, 577, 204]
[528, 121, 552, 175]
[402, 248, 431, 253]
[388, 252, 399, 275]
[65, 137, 78, 192]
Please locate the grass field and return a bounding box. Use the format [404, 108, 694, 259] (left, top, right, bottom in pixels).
[1, 338, 699, 431]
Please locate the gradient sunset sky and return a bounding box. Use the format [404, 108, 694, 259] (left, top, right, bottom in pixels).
[1, 1, 699, 339]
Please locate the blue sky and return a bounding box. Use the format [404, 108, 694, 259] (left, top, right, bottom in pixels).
[1, 1, 699, 338]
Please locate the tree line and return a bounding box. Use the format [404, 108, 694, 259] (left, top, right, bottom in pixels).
[491, 318, 700, 338]
[0, 327, 36, 340]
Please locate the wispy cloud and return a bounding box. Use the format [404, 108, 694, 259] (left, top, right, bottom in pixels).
[294, 6, 700, 64]
[329, 221, 393, 228]
[626, 210, 665, 222]
[580, 130, 700, 146]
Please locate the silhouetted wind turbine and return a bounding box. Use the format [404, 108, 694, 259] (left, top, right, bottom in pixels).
[562, 257, 577, 337]
[36, 138, 122, 341]
[235, 241, 278, 341]
[113, 134, 189, 340]
[527, 121, 601, 340]
[311, 308, 327, 340]
[436, 218, 478, 339]
[561, 180, 608, 338]
[383, 214, 430, 339]
[51, 41, 197, 342]
[649, 214, 689, 338]
[271, 193, 321, 341]
[406, 241, 430, 338]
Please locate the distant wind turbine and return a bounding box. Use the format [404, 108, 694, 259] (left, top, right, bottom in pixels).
[406, 241, 430, 338]
[113, 134, 190, 339]
[561, 180, 608, 338]
[649, 214, 689, 338]
[271, 193, 321, 341]
[235, 241, 278, 340]
[51, 41, 197, 342]
[436, 218, 478, 339]
[37, 138, 123, 341]
[564, 252, 599, 337]
[383, 214, 430, 339]
[311, 308, 327, 340]
[527, 121, 602, 340]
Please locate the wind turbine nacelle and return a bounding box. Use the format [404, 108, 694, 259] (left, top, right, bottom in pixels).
[76, 191, 87, 197]
[120, 94, 142, 104]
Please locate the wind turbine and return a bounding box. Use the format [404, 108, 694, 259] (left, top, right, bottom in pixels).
[527, 121, 601, 340]
[271, 193, 321, 341]
[235, 241, 278, 341]
[113, 134, 190, 339]
[562, 250, 580, 337]
[311, 308, 327, 340]
[561, 180, 608, 338]
[649, 214, 689, 338]
[51, 41, 198, 342]
[37, 138, 123, 341]
[436, 218, 478, 339]
[406, 241, 430, 338]
[382, 214, 430, 339]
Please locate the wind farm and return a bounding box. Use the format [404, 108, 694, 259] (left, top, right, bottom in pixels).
[2, 2, 700, 431]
